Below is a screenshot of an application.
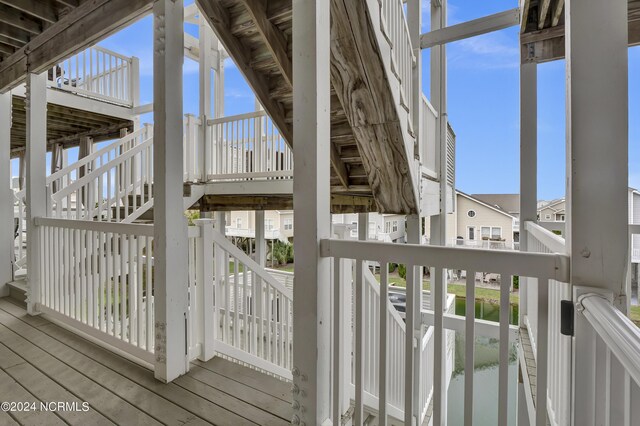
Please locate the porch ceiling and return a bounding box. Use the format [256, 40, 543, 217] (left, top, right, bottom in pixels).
[10, 95, 133, 157]
[520, 0, 640, 63]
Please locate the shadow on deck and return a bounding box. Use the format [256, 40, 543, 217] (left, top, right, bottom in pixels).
[0, 297, 292, 426]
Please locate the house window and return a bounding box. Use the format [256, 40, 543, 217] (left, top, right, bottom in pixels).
[468, 226, 475, 240]
[392, 220, 398, 232]
[481, 227, 491, 239]
[284, 219, 293, 230]
[467, 210, 476, 218]
[385, 222, 391, 233]
[545, 214, 551, 220]
[560, 214, 565, 221]
[491, 227, 502, 239]
[266, 219, 274, 231]
[236, 217, 242, 228]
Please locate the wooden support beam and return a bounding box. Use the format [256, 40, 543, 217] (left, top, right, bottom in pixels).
[201, 194, 380, 214]
[0, 34, 22, 48]
[420, 8, 519, 49]
[0, 41, 14, 54]
[538, 0, 551, 29]
[551, 0, 564, 27]
[57, 0, 79, 8]
[197, 0, 292, 145]
[0, 4, 41, 34]
[0, 0, 57, 23]
[239, 0, 292, 88]
[520, 0, 531, 32]
[0, 0, 153, 93]
[330, 143, 349, 188]
[0, 22, 30, 44]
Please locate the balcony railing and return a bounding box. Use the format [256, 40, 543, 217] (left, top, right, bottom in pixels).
[574, 290, 640, 424]
[204, 111, 293, 182]
[523, 221, 571, 426]
[321, 236, 569, 425]
[48, 46, 138, 107]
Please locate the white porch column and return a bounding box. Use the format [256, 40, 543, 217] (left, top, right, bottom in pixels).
[25, 72, 47, 315]
[519, 62, 537, 323]
[0, 92, 12, 296]
[565, 0, 628, 307]
[199, 14, 213, 182]
[567, 0, 628, 424]
[213, 39, 225, 119]
[430, 0, 449, 424]
[292, 0, 332, 423]
[406, 214, 423, 424]
[153, 0, 188, 383]
[255, 210, 266, 266]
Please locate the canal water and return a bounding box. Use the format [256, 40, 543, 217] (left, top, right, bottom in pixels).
[447, 297, 519, 425]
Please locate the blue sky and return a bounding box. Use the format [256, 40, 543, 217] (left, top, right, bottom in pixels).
[15, 0, 640, 201]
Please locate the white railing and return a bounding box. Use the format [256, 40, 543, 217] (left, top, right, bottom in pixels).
[379, 0, 416, 127]
[13, 190, 27, 274]
[422, 95, 438, 175]
[453, 238, 514, 250]
[205, 111, 293, 181]
[34, 217, 155, 363]
[183, 114, 202, 183]
[225, 227, 283, 241]
[321, 238, 569, 426]
[187, 221, 293, 379]
[524, 221, 571, 426]
[48, 46, 137, 107]
[49, 126, 154, 223]
[574, 291, 640, 425]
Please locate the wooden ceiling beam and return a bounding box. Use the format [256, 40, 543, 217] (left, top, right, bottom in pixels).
[538, 0, 551, 30]
[56, 0, 80, 8]
[0, 0, 57, 23]
[0, 0, 152, 93]
[551, 0, 564, 27]
[330, 143, 350, 189]
[520, 0, 531, 32]
[197, 0, 293, 145]
[0, 4, 42, 34]
[0, 40, 14, 54]
[522, 2, 640, 63]
[0, 22, 30, 43]
[0, 34, 23, 48]
[239, 0, 292, 88]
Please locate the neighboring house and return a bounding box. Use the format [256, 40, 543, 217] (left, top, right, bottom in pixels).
[538, 199, 566, 222]
[451, 191, 517, 250]
[224, 210, 407, 244]
[332, 213, 407, 243]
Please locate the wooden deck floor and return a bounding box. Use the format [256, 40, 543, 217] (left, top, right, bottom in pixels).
[0, 297, 292, 426]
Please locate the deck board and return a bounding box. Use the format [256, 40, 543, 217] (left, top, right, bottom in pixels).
[0, 297, 293, 425]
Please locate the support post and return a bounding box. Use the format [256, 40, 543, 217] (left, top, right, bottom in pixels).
[255, 211, 266, 266]
[25, 72, 47, 315]
[195, 218, 215, 360]
[292, 0, 332, 423]
[408, 0, 422, 160]
[0, 92, 11, 296]
[566, 0, 629, 423]
[519, 62, 537, 324]
[153, 0, 188, 382]
[430, 0, 449, 423]
[566, 0, 628, 307]
[199, 14, 213, 182]
[406, 214, 423, 424]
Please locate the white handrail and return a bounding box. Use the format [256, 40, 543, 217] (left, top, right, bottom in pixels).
[525, 221, 565, 254]
[48, 127, 147, 184]
[578, 293, 640, 386]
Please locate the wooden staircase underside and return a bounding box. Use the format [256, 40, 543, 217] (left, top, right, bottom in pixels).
[197, 0, 418, 214]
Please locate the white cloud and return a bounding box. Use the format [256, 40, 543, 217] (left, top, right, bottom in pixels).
[448, 31, 519, 70]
